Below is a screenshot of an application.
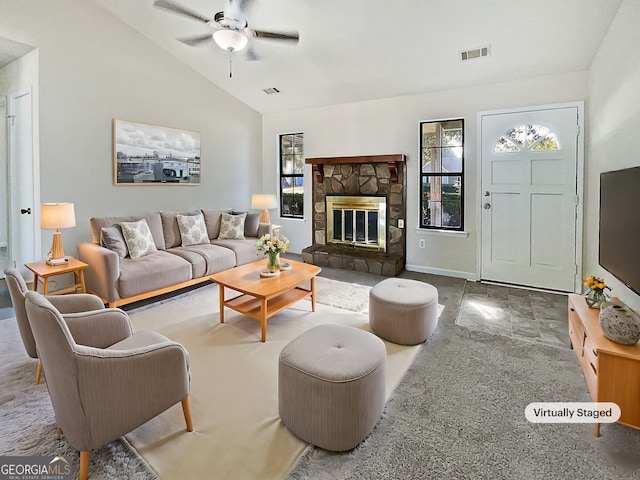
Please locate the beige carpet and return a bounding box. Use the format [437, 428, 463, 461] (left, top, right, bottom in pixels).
[125, 281, 424, 480]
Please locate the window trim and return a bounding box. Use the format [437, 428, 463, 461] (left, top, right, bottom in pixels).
[279, 132, 304, 219]
[419, 118, 465, 232]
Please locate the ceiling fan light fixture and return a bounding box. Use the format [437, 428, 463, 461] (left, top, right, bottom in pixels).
[213, 28, 248, 52]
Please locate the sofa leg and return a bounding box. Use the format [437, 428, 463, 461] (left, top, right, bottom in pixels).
[80, 451, 90, 480]
[182, 396, 194, 432]
[35, 361, 42, 385]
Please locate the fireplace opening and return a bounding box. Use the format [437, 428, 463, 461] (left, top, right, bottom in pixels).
[326, 195, 386, 251]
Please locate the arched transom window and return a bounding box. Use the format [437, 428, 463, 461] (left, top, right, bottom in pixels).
[495, 125, 559, 153]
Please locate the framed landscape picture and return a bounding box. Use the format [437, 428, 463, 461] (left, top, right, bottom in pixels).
[113, 119, 201, 185]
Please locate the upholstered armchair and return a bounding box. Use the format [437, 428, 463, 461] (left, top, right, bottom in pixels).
[4, 267, 106, 384]
[24, 291, 193, 480]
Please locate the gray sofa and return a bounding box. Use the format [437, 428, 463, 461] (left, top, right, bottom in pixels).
[77, 209, 270, 308]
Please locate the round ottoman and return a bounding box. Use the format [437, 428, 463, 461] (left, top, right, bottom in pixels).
[278, 324, 386, 451]
[369, 278, 439, 345]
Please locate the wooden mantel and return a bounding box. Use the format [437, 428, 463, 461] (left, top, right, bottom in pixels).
[305, 154, 406, 183]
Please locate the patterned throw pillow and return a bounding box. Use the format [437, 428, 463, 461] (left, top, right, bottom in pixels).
[218, 212, 246, 240]
[177, 213, 209, 246]
[120, 219, 158, 259]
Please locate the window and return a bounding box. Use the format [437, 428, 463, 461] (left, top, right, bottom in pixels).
[420, 119, 464, 230]
[495, 124, 559, 152]
[279, 133, 304, 219]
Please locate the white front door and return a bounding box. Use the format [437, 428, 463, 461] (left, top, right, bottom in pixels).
[480, 105, 582, 291]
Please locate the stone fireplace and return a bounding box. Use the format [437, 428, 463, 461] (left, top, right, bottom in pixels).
[302, 154, 406, 276]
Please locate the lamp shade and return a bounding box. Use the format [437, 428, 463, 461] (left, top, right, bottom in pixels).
[41, 203, 76, 230]
[251, 194, 278, 210]
[213, 29, 248, 52]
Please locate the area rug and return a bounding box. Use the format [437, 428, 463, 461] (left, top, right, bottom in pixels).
[312, 277, 371, 312]
[124, 282, 426, 480]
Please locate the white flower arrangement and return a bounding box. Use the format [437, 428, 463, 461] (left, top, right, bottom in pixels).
[255, 234, 290, 255]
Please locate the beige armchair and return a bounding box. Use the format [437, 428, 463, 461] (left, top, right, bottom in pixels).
[24, 291, 193, 480]
[4, 267, 106, 384]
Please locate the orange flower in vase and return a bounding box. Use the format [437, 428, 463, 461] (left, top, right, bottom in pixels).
[583, 275, 611, 308]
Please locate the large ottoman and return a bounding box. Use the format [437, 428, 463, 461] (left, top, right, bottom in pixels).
[278, 324, 386, 451]
[369, 278, 439, 345]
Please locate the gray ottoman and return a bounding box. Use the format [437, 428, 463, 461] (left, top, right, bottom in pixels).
[278, 324, 386, 451]
[369, 278, 439, 345]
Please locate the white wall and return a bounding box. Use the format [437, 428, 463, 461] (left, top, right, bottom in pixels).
[586, 0, 640, 311]
[0, 0, 262, 258]
[263, 72, 588, 278]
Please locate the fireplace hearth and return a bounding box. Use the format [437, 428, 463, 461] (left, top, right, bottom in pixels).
[302, 154, 406, 276]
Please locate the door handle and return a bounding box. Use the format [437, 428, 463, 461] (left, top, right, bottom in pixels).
[484, 203, 491, 210]
[20, 208, 31, 215]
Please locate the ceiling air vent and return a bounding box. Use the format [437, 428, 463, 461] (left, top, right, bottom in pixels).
[263, 87, 280, 95]
[460, 45, 491, 62]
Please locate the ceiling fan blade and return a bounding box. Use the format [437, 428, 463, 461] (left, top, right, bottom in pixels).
[252, 30, 299, 42]
[153, 0, 211, 24]
[177, 33, 214, 47]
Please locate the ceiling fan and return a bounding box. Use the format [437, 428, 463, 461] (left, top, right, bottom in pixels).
[153, 0, 299, 62]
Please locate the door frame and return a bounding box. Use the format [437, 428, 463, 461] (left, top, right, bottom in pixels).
[476, 101, 585, 293]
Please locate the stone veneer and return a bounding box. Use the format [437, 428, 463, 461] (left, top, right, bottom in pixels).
[302, 155, 406, 276]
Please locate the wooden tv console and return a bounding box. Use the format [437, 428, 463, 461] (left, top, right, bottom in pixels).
[568, 294, 640, 436]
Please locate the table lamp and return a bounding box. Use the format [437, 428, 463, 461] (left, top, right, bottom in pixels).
[41, 203, 76, 265]
[251, 194, 278, 224]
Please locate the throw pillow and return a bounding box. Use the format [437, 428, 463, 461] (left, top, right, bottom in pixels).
[100, 225, 128, 259]
[120, 219, 158, 259]
[177, 213, 209, 246]
[231, 210, 261, 238]
[218, 212, 246, 240]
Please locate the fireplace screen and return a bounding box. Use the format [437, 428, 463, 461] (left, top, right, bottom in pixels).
[326, 196, 386, 251]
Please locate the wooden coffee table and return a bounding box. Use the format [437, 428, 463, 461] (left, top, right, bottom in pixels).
[210, 258, 322, 342]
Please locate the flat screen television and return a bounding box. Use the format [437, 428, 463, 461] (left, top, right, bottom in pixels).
[599, 166, 640, 295]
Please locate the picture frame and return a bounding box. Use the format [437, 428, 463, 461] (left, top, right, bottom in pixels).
[113, 119, 201, 185]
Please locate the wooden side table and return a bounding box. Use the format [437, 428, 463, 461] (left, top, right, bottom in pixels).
[24, 257, 89, 295]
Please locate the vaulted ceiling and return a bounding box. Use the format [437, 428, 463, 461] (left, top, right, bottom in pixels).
[91, 1, 621, 113]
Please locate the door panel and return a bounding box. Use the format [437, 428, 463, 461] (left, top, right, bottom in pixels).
[480, 106, 579, 291]
[490, 193, 520, 263]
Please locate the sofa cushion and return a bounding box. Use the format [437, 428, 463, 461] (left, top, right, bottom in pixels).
[118, 251, 192, 298]
[211, 238, 260, 266]
[219, 212, 246, 240]
[90, 212, 166, 250]
[167, 244, 236, 277]
[121, 219, 158, 260]
[201, 209, 228, 240]
[100, 226, 128, 259]
[177, 213, 209, 247]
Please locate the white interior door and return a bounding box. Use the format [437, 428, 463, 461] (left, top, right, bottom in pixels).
[6, 90, 37, 277]
[0, 98, 8, 273]
[480, 105, 581, 291]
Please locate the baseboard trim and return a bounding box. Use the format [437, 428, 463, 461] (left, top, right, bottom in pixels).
[405, 264, 476, 280]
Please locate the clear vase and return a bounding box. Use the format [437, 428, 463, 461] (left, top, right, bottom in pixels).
[266, 252, 281, 273]
[585, 289, 609, 309]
